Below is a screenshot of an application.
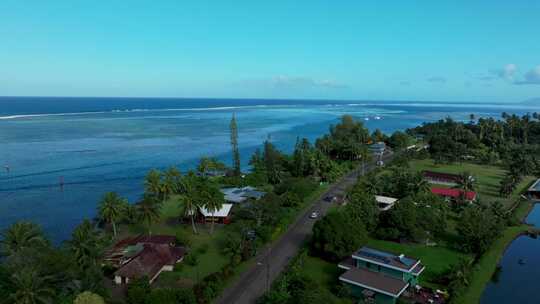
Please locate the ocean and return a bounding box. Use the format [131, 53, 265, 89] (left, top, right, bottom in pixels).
[0, 97, 536, 242]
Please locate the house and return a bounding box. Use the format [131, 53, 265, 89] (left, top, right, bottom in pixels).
[104, 235, 178, 267]
[108, 235, 186, 285]
[221, 186, 266, 204]
[375, 195, 399, 211]
[369, 142, 387, 155]
[197, 169, 228, 177]
[197, 203, 234, 224]
[338, 246, 425, 304]
[422, 171, 462, 185]
[114, 244, 185, 285]
[527, 179, 540, 201]
[431, 187, 477, 202]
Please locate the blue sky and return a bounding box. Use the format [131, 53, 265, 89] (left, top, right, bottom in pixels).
[1, 1, 539, 102]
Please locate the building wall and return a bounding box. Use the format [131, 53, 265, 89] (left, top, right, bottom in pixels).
[403, 272, 418, 286]
[345, 283, 396, 304]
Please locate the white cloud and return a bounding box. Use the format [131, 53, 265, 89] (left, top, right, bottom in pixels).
[491, 63, 517, 80]
[515, 65, 540, 85]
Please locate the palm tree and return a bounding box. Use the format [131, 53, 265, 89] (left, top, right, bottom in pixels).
[469, 113, 476, 124]
[180, 176, 199, 234]
[68, 220, 102, 269]
[137, 195, 161, 235]
[455, 171, 475, 192]
[201, 184, 225, 234]
[521, 113, 531, 144]
[411, 173, 431, 194]
[359, 145, 371, 175]
[0, 221, 48, 257]
[97, 192, 125, 238]
[162, 167, 181, 200]
[144, 169, 163, 199]
[8, 268, 54, 304]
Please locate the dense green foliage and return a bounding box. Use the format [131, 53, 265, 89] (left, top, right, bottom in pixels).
[258, 250, 351, 304]
[311, 211, 368, 261]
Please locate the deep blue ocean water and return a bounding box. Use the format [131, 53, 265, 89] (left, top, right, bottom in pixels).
[0, 97, 537, 242]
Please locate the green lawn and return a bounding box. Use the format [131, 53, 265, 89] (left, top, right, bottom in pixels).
[298, 255, 341, 289]
[367, 239, 470, 289]
[121, 183, 330, 288]
[409, 159, 535, 208]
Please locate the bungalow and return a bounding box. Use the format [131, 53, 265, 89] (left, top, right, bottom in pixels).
[104, 235, 177, 267]
[221, 186, 266, 204]
[527, 179, 540, 201]
[422, 171, 462, 185]
[338, 246, 425, 304]
[114, 244, 185, 285]
[431, 187, 477, 202]
[108, 235, 186, 285]
[375, 195, 399, 211]
[197, 203, 234, 224]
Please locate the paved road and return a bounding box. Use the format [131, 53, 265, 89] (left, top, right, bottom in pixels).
[216, 153, 395, 304]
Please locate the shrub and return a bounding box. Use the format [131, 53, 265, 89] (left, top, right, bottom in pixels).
[74, 292, 105, 304]
[311, 211, 368, 261]
[175, 230, 192, 248]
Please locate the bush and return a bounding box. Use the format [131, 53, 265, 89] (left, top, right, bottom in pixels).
[74, 292, 105, 304]
[126, 277, 151, 304]
[145, 288, 196, 304]
[193, 272, 224, 304]
[281, 192, 302, 208]
[197, 243, 209, 255]
[311, 211, 368, 261]
[175, 230, 192, 248]
[185, 253, 199, 266]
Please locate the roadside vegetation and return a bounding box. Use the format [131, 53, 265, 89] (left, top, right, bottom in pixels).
[259, 112, 540, 304]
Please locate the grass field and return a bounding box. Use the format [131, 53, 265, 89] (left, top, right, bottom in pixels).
[409, 159, 536, 208]
[298, 255, 341, 288]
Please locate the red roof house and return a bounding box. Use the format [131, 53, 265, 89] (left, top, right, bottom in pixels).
[431, 187, 477, 201]
[114, 244, 185, 284]
[108, 235, 186, 285]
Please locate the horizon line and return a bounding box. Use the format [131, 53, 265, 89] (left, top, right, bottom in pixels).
[0, 95, 527, 104]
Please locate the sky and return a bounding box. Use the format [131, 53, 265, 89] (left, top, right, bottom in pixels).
[0, 1, 539, 102]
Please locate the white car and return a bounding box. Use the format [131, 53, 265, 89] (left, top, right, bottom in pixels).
[310, 212, 319, 219]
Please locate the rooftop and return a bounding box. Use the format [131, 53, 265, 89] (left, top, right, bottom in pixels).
[198, 203, 233, 217]
[528, 179, 540, 192]
[422, 170, 462, 182]
[221, 186, 266, 203]
[431, 187, 477, 201]
[375, 195, 398, 211]
[339, 267, 409, 298]
[352, 246, 420, 272]
[114, 244, 185, 281]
